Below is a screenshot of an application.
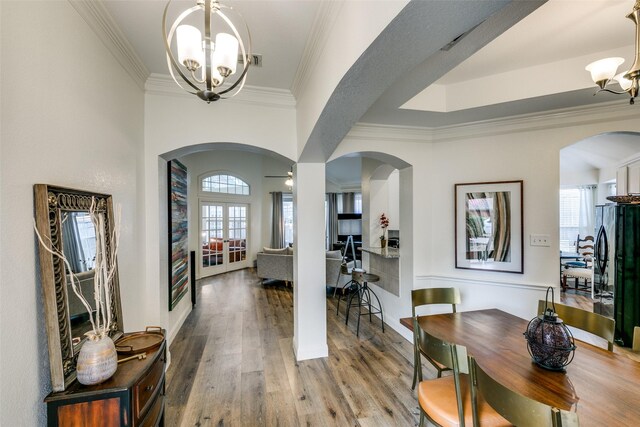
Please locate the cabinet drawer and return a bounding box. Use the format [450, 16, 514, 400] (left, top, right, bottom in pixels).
[133, 354, 165, 423]
[139, 391, 164, 427]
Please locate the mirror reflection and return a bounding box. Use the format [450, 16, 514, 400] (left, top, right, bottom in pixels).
[61, 212, 98, 344]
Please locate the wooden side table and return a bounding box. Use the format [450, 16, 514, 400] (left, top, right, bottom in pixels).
[45, 336, 166, 427]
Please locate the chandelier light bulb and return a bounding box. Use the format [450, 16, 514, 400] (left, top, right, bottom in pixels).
[585, 57, 624, 87]
[215, 33, 239, 76]
[615, 71, 633, 91]
[176, 25, 204, 69]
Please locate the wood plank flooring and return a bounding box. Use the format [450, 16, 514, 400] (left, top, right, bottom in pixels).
[165, 269, 428, 427]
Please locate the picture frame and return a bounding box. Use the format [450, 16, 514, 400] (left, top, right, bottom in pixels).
[168, 159, 189, 310]
[455, 180, 523, 273]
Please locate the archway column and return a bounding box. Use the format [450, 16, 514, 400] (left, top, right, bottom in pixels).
[292, 162, 328, 360]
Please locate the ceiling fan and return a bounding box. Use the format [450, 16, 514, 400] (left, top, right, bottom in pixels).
[265, 169, 293, 186]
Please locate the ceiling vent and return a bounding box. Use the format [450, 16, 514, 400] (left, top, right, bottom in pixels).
[440, 23, 481, 52]
[240, 53, 262, 67]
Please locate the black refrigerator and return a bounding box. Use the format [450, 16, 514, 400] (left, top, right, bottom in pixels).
[594, 204, 640, 346]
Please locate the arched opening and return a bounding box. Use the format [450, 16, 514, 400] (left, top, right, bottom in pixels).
[326, 151, 413, 338]
[157, 142, 295, 340]
[559, 132, 640, 328]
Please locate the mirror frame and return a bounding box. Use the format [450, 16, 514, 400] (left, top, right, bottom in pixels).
[34, 184, 123, 391]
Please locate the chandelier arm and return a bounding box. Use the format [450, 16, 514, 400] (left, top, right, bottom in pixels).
[597, 88, 629, 96]
[166, 54, 199, 95]
[218, 65, 249, 97]
[163, 2, 202, 93]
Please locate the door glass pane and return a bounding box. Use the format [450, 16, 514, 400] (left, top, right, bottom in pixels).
[228, 205, 247, 264]
[202, 204, 224, 267]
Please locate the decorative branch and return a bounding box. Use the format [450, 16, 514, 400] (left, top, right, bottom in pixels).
[34, 196, 121, 339]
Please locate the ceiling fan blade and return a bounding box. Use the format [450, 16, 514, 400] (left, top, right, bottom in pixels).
[264, 175, 289, 178]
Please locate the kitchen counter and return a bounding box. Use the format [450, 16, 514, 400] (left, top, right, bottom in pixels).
[358, 247, 400, 296]
[359, 247, 400, 259]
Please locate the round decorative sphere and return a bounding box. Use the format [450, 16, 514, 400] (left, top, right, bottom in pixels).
[524, 314, 576, 371]
[76, 333, 118, 385]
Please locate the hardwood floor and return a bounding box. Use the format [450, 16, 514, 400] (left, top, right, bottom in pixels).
[165, 268, 427, 426]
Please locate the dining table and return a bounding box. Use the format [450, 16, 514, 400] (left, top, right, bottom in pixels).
[401, 309, 640, 425]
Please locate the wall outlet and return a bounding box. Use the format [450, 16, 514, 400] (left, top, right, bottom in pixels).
[530, 234, 551, 247]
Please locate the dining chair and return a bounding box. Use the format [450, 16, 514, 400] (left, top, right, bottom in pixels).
[411, 288, 461, 389]
[633, 326, 640, 352]
[416, 327, 507, 427]
[563, 234, 594, 269]
[561, 235, 594, 292]
[469, 356, 579, 427]
[537, 300, 615, 351]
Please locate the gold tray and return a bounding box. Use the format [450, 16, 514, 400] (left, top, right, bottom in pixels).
[115, 326, 164, 355]
[606, 194, 640, 204]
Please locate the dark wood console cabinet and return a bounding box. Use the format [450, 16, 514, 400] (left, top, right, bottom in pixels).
[45, 337, 166, 427]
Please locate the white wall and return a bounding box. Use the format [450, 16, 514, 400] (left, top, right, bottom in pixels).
[334, 110, 640, 340]
[0, 2, 144, 425]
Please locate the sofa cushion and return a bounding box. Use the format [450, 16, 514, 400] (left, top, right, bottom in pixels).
[326, 250, 342, 259]
[263, 247, 288, 255]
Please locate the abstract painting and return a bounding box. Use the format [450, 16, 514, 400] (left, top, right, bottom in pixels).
[168, 159, 189, 310]
[455, 181, 523, 273]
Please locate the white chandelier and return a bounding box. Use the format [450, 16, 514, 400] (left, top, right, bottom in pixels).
[163, 0, 251, 103]
[585, 1, 640, 105]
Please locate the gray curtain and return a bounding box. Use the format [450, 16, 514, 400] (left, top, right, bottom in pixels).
[326, 193, 338, 250]
[341, 192, 355, 213]
[62, 213, 86, 273]
[271, 192, 285, 248]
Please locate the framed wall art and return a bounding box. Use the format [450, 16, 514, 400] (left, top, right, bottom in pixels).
[168, 159, 189, 310]
[455, 180, 523, 273]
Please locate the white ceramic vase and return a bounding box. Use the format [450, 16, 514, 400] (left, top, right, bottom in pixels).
[76, 332, 118, 386]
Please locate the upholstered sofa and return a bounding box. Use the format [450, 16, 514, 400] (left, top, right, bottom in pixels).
[256, 248, 353, 287]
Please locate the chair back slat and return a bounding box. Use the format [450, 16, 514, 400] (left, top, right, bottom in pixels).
[469, 356, 579, 427]
[416, 326, 468, 374]
[412, 287, 461, 316]
[536, 300, 615, 351]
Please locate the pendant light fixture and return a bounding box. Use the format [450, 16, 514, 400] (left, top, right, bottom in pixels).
[585, 1, 640, 104]
[163, 0, 251, 103]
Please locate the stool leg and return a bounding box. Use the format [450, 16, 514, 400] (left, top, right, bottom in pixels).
[367, 286, 385, 333]
[356, 285, 364, 338]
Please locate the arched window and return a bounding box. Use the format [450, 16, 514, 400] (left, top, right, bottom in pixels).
[201, 173, 250, 195]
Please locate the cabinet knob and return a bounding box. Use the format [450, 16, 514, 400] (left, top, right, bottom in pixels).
[145, 385, 154, 392]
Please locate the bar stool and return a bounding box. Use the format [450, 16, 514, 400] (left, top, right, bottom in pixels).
[345, 270, 385, 337]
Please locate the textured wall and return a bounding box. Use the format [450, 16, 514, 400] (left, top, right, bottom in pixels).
[0, 2, 144, 425]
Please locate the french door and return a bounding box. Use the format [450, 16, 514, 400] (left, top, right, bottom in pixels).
[200, 201, 250, 277]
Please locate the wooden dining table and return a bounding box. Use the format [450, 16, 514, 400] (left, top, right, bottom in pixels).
[401, 309, 640, 425]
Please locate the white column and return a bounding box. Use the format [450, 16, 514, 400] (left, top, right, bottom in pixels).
[293, 162, 328, 360]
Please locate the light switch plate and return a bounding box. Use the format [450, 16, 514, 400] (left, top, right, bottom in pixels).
[530, 234, 550, 247]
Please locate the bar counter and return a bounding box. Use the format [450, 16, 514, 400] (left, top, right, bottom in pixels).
[358, 247, 400, 296]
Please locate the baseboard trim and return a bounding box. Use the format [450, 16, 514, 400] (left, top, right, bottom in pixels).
[293, 340, 329, 361]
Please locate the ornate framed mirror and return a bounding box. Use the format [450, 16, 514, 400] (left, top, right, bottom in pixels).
[34, 184, 123, 391]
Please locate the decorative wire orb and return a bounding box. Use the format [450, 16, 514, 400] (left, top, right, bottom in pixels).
[524, 287, 576, 371]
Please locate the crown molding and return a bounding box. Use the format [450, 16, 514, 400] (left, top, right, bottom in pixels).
[69, 0, 149, 91]
[348, 100, 639, 145]
[346, 123, 434, 144]
[145, 74, 297, 108]
[290, 0, 344, 99]
[432, 100, 638, 143]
